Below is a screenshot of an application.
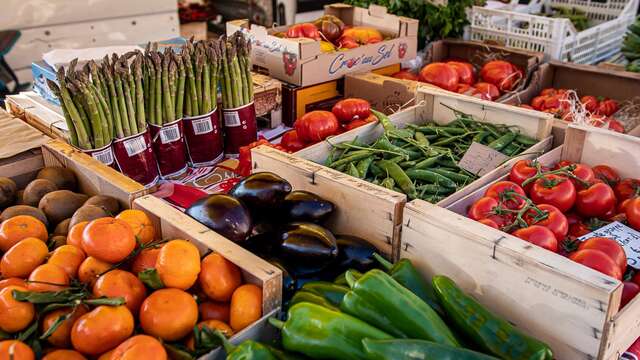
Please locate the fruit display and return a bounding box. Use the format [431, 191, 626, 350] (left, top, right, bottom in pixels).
[283, 15, 384, 52]
[323, 108, 538, 202]
[623, 16, 640, 72]
[466, 159, 640, 309]
[0, 169, 263, 359]
[220, 257, 552, 360]
[392, 59, 523, 101]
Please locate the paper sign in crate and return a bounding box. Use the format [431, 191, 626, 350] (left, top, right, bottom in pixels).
[226, 4, 418, 87]
[400, 125, 640, 359]
[467, 0, 639, 64]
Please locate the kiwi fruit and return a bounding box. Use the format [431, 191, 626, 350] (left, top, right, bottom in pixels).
[48, 235, 67, 249]
[15, 190, 25, 205]
[53, 218, 71, 236]
[69, 205, 109, 228]
[37, 167, 77, 191]
[0, 177, 17, 209]
[38, 190, 88, 225]
[23, 179, 58, 207]
[0, 205, 49, 226]
[84, 195, 120, 215]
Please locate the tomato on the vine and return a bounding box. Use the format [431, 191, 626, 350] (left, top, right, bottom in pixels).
[592, 165, 620, 187]
[467, 197, 512, 227]
[626, 197, 640, 231]
[512, 225, 558, 252]
[523, 204, 568, 242]
[615, 178, 640, 201]
[596, 99, 619, 117]
[531, 96, 547, 110]
[575, 182, 617, 218]
[485, 181, 526, 210]
[580, 95, 598, 113]
[530, 174, 576, 212]
[478, 218, 499, 229]
[566, 163, 595, 190]
[509, 160, 540, 190]
[578, 237, 627, 274]
[569, 249, 622, 280]
[621, 282, 640, 309]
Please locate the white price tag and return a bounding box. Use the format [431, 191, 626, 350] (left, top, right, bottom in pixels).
[160, 124, 181, 144]
[192, 118, 213, 135]
[91, 147, 114, 166]
[123, 135, 147, 157]
[224, 111, 241, 127]
[579, 221, 640, 269]
[458, 142, 510, 176]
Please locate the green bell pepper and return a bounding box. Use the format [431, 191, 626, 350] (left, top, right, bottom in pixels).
[289, 290, 339, 311]
[432, 275, 553, 360]
[300, 281, 348, 307]
[269, 302, 392, 360]
[372, 253, 444, 316]
[340, 269, 459, 346]
[214, 330, 278, 360]
[361, 338, 499, 360]
[334, 270, 363, 286]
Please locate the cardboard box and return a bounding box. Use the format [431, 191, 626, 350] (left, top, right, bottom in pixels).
[226, 4, 418, 87]
[180, 21, 207, 41]
[343, 72, 423, 114]
[506, 61, 640, 145]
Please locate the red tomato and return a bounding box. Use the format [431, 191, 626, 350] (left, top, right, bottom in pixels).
[626, 197, 640, 231]
[578, 237, 627, 274]
[343, 114, 376, 131]
[280, 130, 307, 152]
[608, 119, 625, 133]
[530, 174, 577, 212]
[524, 204, 568, 242]
[467, 197, 499, 221]
[596, 99, 619, 116]
[472, 82, 500, 101]
[480, 60, 521, 92]
[478, 218, 499, 229]
[569, 249, 622, 280]
[446, 61, 475, 85]
[332, 98, 371, 124]
[543, 96, 561, 110]
[340, 27, 383, 45]
[286, 23, 320, 40]
[580, 95, 599, 113]
[485, 181, 526, 210]
[565, 212, 582, 226]
[566, 163, 595, 190]
[294, 111, 339, 142]
[419, 63, 459, 92]
[512, 225, 558, 252]
[391, 70, 418, 81]
[456, 83, 473, 95]
[621, 282, 640, 309]
[530, 96, 547, 110]
[575, 182, 616, 218]
[592, 165, 620, 187]
[568, 221, 591, 238]
[540, 88, 557, 96]
[509, 159, 539, 191]
[615, 178, 640, 201]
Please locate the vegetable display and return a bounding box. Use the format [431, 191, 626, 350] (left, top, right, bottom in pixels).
[324, 108, 537, 203]
[622, 16, 640, 72]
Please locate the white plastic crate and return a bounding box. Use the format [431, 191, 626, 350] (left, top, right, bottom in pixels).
[467, 0, 639, 64]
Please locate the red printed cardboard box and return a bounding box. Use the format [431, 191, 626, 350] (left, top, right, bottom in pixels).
[226, 3, 418, 87]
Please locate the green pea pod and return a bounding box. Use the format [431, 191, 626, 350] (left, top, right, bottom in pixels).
[430, 168, 474, 185]
[515, 134, 538, 146]
[300, 282, 349, 307]
[341, 269, 459, 346]
[214, 330, 278, 360]
[488, 132, 517, 151]
[414, 131, 430, 146]
[290, 291, 339, 312]
[405, 169, 457, 189]
[356, 157, 374, 178]
[373, 254, 444, 316]
[432, 275, 553, 360]
[361, 338, 499, 360]
[269, 302, 392, 360]
[417, 184, 454, 195]
[472, 131, 490, 143]
[347, 162, 360, 178]
[413, 156, 441, 169]
[377, 160, 417, 197]
[329, 150, 372, 169]
[371, 109, 396, 133]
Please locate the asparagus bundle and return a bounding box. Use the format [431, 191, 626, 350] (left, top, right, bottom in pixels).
[220, 33, 254, 109]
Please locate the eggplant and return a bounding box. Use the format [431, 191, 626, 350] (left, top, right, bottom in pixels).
[229, 172, 292, 216]
[280, 190, 335, 223]
[334, 234, 378, 272]
[266, 258, 297, 303]
[186, 194, 252, 243]
[277, 222, 338, 276]
[243, 231, 281, 255]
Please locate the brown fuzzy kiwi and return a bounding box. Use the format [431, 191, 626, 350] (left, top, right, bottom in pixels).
[0, 205, 49, 226]
[36, 167, 77, 191]
[83, 195, 120, 215]
[38, 190, 88, 225]
[53, 218, 71, 236]
[48, 235, 67, 249]
[0, 177, 17, 209]
[69, 205, 109, 228]
[23, 179, 58, 207]
[15, 190, 25, 205]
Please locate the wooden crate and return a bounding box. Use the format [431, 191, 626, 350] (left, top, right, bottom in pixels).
[400, 125, 640, 359]
[1, 139, 148, 208]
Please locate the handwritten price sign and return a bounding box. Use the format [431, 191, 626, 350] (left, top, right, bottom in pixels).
[458, 142, 509, 177]
[579, 221, 640, 269]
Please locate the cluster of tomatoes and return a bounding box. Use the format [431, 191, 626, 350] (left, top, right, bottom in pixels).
[392, 60, 523, 102]
[0, 209, 262, 359]
[520, 88, 624, 133]
[468, 159, 640, 309]
[285, 15, 382, 51]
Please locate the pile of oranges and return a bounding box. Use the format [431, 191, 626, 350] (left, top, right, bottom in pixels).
[0, 208, 263, 359]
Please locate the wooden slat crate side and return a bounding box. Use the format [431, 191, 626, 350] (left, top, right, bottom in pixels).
[251, 145, 405, 259]
[0, 149, 44, 189]
[602, 293, 640, 359]
[400, 200, 621, 360]
[133, 195, 282, 314]
[206, 309, 280, 359]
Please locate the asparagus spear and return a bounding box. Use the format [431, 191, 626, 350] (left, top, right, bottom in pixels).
[134, 55, 146, 131]
[89, 82, 113, 142]
[67, 82, 93, 143]
[76, 80, 105, 148]
[103, 59, 124, 139]
[183, 47, 198, 116]
[174, 53, 186, 119]
[119, 60, 138, 134]
[147, 57, 157, 125]
[48, 80, 79, 147]
[152, 52, 163, 125]
[114, 65, 131, 137]
[195, 48, 204, 115]
[161, 52, 175, 124]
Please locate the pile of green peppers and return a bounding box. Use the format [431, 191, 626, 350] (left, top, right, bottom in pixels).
[223, 256, 554, 360]
[326, 109, 538, 203]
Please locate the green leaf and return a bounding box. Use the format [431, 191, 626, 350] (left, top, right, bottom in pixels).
[164, 343, 195, 360]
[12, 289, 83, 304]
[139, 269, 164, 290]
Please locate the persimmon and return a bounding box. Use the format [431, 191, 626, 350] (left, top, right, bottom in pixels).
[42, 349, 87, 360]
[110, 334, 167, 360]
[71, 305, 134, 355]
[130, 247, 161, 275]
[66, 221, 88, 249]
[96, 350, 114, 360]
[41, 305, 88, 348]
[199, 301, 230, 323]
[1, 237, 48, 278]
[230, 284, 262, 332]
[186, 319, 234, 350]
[77, 256, 112, 287]
[48, 244, 86, 278]
[27, 263, 69, 292]
[199, 253, 242, 302]
[0, 285, 34, 333]
[0, 278, 25, 290]
[155, 240, 200, 290]
[81, 218, 135, 263]
[0, 215, 47, 252]
[93, 270, 146, 314]
[0, 340, 34, 360]
[116, 210, 156, 244]
[139, 288, 198, 341]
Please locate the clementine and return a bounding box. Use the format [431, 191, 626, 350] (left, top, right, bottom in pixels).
[0, 340, 34, 360]
[71, 305, 134, 355]
[0, 285, 34, 333]
[93, 270, 146, 314]
[110, 334, 167, 360]
[155, 240, 200, 290]
[130, 247, 161, 275]
[48, 244, 86, 278]
[199, 301, 230, 323]
[0, 215, 47, 252]
[139, 288, 198, 341]
[42, 349, 87, 360]
[199, 253, 242, 302]
[81, 218, 135, 263]
[41, 305, 88, 348]
[66, 221, 88, 249]
[186, 319, 234, 351]
[96, 350, 114, 360]
[0, 237, 48, 278]
[27, 263, 69, 292]
[115, 210, 156, 244]
[77, 256, 112, 287]
[230, 284, 262, 332]
[0, 278, 26, 290]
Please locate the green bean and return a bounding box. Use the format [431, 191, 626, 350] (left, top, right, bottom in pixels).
[329, 150, 372, 169]
[356, 157, 374, 178]
[515, 134, 538, 146]
[370, 162, 384, 177]
[436, 157, 459, 168]
[371, 109, 396, 133]
[405, 169, 457, 189]
[378, 160, 416, 197]
[413, 156, 441, 169]
[430, 168, 473, 184]
[416, 184, 455, 195]
[398, 160, 417, 168]
[472, 131, 490, 143]
[483, 123, 503, 137]
[374, 136, 412, 159]
[488, 132, 517, 151]
[347, 163, 360, 178]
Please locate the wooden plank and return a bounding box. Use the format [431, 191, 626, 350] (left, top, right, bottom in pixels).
[252, 145, 404, 259]
[133, 195, 282, 315]
[602, 295, 640, 359]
